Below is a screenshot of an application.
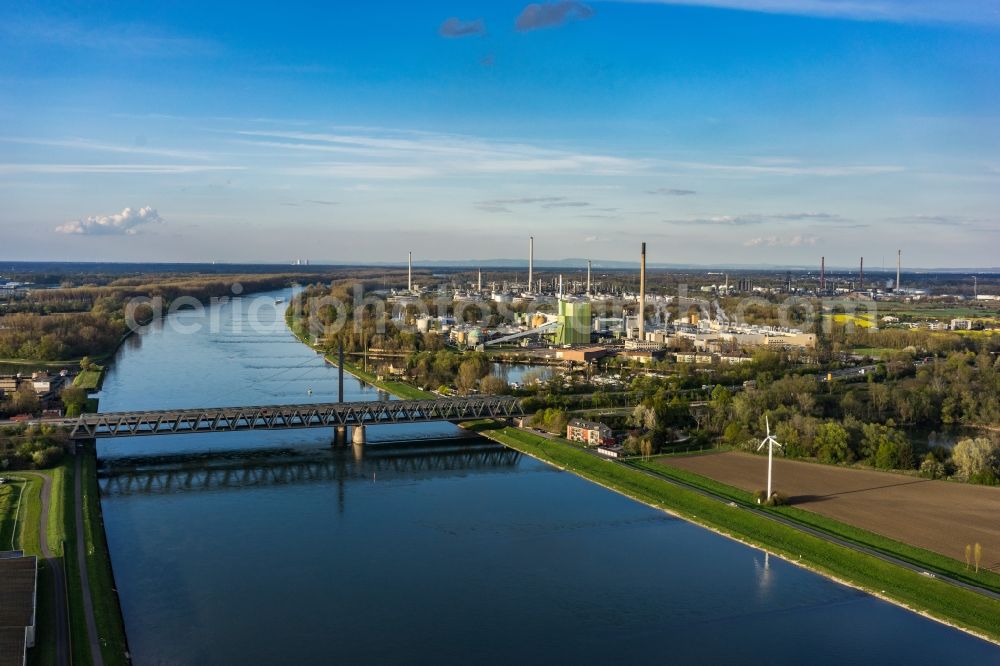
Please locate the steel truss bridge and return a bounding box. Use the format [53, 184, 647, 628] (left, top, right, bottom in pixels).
[98, 444, 522, 496]
[69, 395, 523, 440]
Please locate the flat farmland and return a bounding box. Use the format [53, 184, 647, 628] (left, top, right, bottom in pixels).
[659, 452, 1000, 571]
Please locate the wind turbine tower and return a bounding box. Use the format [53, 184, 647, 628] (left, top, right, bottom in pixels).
[757, 416, 784, 501]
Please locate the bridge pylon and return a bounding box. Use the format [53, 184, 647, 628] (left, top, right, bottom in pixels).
[352, 424, 366, 446]
[333, 425, 348, 447]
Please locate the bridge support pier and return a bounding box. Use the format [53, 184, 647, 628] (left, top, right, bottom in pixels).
[334, 425, 348, 447]
[352, 424, 366, 446]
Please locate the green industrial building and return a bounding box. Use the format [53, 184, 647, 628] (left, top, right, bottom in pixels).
[554, 300, 592, 345]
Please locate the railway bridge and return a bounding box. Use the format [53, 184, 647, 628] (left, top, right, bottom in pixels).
[67, 395, 524, 444]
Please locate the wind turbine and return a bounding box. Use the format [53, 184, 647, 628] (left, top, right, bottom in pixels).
[757, 415, 783, 502]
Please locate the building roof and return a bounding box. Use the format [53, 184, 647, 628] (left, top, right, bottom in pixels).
[0, 554, 36, 666]
[0, 555, 36, 627]
[0, 628, 26, 666]
[568, 419, 610, 431]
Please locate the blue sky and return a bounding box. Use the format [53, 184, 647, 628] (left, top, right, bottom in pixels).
[1, 0, 998, 267]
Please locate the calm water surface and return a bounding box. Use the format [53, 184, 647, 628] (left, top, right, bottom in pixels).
[96, 289, 1000, 664]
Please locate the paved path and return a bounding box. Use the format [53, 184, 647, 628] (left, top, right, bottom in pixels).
[76, 454, 105, 666]
[20, 471, 70, 666]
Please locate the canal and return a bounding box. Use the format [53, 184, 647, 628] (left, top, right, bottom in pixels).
[95, 288, 999, 664]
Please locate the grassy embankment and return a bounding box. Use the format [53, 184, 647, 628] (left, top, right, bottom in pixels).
[1, 456, 128, 665]
[633, 460, 1000, 593]
[283, 310, 435, 400]
[465, 420, 1000, 644]
[73, 452, 129, 665]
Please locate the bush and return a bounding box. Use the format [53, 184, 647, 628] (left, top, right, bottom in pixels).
[919, 453, 946, 480]
[752, 490, 788, 506]
[31, 446, 64, 468]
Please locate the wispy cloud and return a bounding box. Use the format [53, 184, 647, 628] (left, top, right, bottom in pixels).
[0, 18, 219, 56]
[481, 196, 567, 205]
[0, 136, 212, 161]
[663, 159, 904, 177]
[439, 17, 487, 37]
[744, 234, 819, 247]
[648, 187, 696, 195]
[665, 211, 844, 225]
[0, 164, 243, 174]
[238, 128, 643, 178]
[612, 1, 1000, 26]
[55, 206, 163, 235]
[516, 2, 596, 31]
[542, 200, 590, 208]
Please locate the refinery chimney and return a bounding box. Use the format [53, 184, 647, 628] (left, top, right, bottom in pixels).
[478, 268, 482, 292]
[896, 249, 901, 291]
[408, 251, 412, 292]
[820, 256, 825, 291]
[639, 242, 647, 340]
[587, 260, 592, 296]
[859, 257, 864, 291]
[528, 236, 534, 294]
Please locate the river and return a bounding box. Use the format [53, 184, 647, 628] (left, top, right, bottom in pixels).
[94, 288, 999, 664]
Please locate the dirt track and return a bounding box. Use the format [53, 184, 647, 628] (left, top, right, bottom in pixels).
[660, 452, 1000, 572]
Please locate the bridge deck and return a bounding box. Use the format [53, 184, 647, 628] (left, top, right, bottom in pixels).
[69, 396, 522, 440]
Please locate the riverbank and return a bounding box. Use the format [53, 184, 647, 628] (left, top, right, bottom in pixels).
[465, 421, 1000, 645]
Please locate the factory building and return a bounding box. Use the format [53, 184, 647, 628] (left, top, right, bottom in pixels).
[553, 300, 592, 345]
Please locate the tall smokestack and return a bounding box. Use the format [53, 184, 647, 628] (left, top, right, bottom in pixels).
[408, 251, 412, 292]
[639, 242, 647, 340]
[587, 260, 592, 296]
[478, 268, 482, 292]
[896, 249, 901, 291]
[820, 256, 825, 291]
[528, 236, 534, 294]
[558, 274, 563, 298]
[859, 257, 864, 291]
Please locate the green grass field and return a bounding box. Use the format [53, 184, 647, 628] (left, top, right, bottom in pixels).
[467, 422, 1000, 643]
[78, 453, 129, 665]
[73, 368, 105, 391]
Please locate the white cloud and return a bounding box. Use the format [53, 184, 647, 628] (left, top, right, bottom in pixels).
[663, 160, 904, 177]
[0, 164, 243, 174]
[55, 206, 163, 235]
[744, 234, 819, 247]
[0, 18, 219, 55]
[0, 137, 212, 161]
[236, 128, 645, 179]
[613, 1, 1000, 25]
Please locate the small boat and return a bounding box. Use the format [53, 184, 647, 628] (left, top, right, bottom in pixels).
[275, 298, 284, 304]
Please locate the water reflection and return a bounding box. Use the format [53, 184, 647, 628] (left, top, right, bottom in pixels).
[98, 441, 522, 497]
